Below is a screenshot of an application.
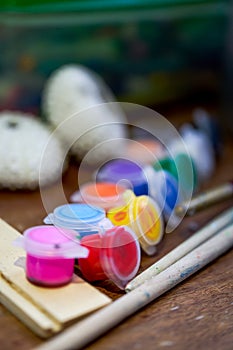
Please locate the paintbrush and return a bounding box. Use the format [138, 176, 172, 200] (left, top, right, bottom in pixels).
[175, 181, 233, 217]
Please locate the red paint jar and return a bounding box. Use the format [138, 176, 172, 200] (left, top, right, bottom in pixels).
[78, 226, 141, 289]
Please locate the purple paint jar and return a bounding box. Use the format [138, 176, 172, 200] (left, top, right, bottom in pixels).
[97, 159, 148, 196]
[15, 225, 89, 287]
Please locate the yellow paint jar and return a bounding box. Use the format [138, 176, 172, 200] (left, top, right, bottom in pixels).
[107, 190, 164, 255]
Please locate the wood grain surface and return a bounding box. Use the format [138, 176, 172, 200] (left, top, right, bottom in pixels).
[1, 107, 233, 350]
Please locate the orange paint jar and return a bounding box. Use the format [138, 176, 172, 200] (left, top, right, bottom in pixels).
[70, 182, 127, 210]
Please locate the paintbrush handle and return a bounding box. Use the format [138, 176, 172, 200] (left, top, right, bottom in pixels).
[126, 207, 233, 291]
[34, 223, 233, 350]
[175, 182, 233, 217]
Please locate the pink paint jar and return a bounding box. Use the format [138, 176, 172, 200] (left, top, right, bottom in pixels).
[15, 225, 89, 287]
[78, 225, 141, 289]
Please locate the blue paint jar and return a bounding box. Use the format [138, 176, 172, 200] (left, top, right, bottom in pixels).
[44, 203, 113, 238]
[144, 166, 181, 221]
[96, 159, 148, 196]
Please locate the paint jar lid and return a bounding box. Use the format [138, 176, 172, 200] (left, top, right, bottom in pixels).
[44, 203, 106, 231]
[100, 225, 141, 289]
[97, 159, 147, 189]
[15, 225, 89, 258]
[152, 156, 177, 179]
[70, 182, 127, 210]
[127, 191, 164, 255]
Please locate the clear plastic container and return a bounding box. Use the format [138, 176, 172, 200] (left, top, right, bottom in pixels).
[144, 166, 183, 225]
[70, 182, 127, 210]
[174, 153, 198, 191]
[44, 203, 113, 238]
[107, 190, 164, 255]
[14, 225, 89, 287]
[78, 225, 141, 289]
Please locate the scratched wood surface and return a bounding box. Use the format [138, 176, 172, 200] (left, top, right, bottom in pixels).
[0, 106, 233, 350]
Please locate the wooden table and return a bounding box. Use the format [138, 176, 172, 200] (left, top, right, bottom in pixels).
[1, 106, 233, 350]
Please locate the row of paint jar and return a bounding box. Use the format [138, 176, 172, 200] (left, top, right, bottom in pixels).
[16, 185, 165, 289]
[16, 135, 206, 289]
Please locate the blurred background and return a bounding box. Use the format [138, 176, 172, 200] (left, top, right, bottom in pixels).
[0, 0, 232, 133]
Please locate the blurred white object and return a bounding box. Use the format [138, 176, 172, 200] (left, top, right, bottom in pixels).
[0, 111, 66, 190]
[193, 107, 223, 159]
[169, 123, 215, 184]
[42, 65, 127, 164]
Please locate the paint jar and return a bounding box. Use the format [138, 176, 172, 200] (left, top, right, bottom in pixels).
[107, 190, 164, 255]
[70, 182, 127, 210]
[96, 159, 148, 196]
[14, 225, 89, 287]
[152, 154, 197, 193]
[78, 225, 141, 289]
[44, 203, 113, 238]
[144, 166, 183, 224]
[174, 153, 198, 192]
